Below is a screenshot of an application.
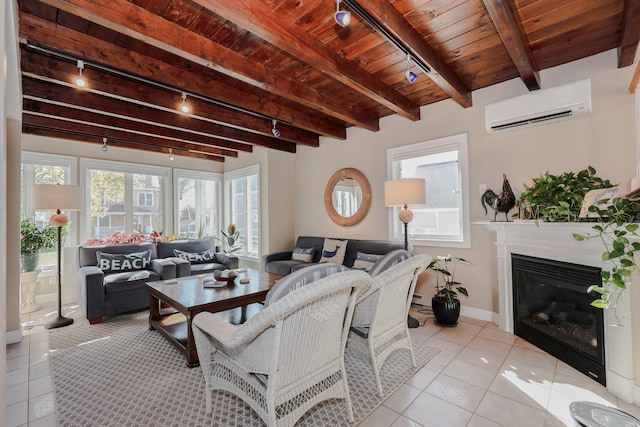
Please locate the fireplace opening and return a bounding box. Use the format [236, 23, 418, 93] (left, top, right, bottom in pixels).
[512, 254, 605, 385]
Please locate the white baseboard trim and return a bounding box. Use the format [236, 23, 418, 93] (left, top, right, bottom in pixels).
[411, 294, 430, 307]
[412, 294, 494, 323]
[460, 305, 494, 322]
[6, 329, 23, 345]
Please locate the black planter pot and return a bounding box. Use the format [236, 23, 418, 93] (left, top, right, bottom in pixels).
[432, 297, 461, 326]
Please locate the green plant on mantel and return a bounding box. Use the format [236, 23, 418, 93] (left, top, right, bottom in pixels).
[573, 197, 640, 324]
[516, 166, 613, 222]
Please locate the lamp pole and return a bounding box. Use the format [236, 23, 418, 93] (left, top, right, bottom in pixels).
[46, 209, 73, 329]
[32, 184, 82, 330]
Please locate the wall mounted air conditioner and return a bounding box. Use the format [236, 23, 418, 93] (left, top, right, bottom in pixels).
[485, 79, 591, 134]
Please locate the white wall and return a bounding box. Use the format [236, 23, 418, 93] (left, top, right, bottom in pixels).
[294, 49, 637, 315]
[2, 0, 22, 418]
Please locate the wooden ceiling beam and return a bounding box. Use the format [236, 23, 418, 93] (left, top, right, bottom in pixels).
[21, 74, 298, 154]
[353, 0, 472, 108]
[482, 0, 540, 91]
[22, 116, 225, 162]
[191, 0, 420, 122]
[19, 12, 346, 140]
[36, 0, 379, 131]
[20, 48, 319, 147]
[22, 98, 239, 157]
[618, 0, 640, 68]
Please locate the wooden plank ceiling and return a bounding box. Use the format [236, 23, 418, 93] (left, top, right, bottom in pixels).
[17, 0, 640, 162]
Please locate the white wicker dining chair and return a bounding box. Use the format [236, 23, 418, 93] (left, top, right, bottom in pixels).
[350, 253, 430, 397]
[192, 268, 371, 427]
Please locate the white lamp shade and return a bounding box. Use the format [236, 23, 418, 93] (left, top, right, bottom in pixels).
[384, 178, 426, 207]
[32, 184, 82, 211]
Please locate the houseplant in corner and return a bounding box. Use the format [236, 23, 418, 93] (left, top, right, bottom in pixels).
[20, 218, 57, 272]
[216, 223, 242, 254]
[428, 255, 471, 326]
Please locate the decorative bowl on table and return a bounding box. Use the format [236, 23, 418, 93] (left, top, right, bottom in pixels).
[213, 269, 237, 282]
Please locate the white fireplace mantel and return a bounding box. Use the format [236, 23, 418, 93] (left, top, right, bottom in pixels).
[479, 221, 637, 404]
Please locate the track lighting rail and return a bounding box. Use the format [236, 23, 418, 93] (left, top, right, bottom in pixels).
[23, 41, 285, 127]
[341, 0, 431, 76]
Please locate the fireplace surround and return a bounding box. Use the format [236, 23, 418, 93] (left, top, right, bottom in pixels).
[482, 221, 637, 404]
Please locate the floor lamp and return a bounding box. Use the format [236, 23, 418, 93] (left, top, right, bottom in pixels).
[384, 178, 426, 250]
[32, 184, 82, 329]
[385, 178, 426, 328]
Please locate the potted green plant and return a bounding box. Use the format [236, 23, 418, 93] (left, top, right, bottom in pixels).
[428, 255, 471, 326]
[517, 166, 612, 222]
[215, 223, 242, 254]
[20, 219, 57, 272]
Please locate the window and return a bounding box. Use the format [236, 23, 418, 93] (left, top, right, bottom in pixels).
[387, 133, 470, 248]
[174, 169, 222, 239]
[137, 192, 154, 207]
[224, 165, 260, 259]
[21, 152, 78, 270]
[80, 159, 170, 241]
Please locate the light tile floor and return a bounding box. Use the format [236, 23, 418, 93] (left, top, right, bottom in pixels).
[5, 301, 640, 426]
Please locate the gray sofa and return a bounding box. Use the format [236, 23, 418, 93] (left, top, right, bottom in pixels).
[77, 238, 237, 324]
[262, 236, 411, 276]
[156, 238, 238, 277]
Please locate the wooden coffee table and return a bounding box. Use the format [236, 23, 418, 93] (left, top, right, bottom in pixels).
[146, 268, 281, 367]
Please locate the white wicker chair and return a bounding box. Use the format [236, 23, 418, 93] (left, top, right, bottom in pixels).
[350, 253, 430, 396]
[192, 269, 371, 426]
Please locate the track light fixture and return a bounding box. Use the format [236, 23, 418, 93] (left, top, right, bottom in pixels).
[405, 53, 418, 84]
[101, 137, 108, 152]
[169, 148, 175, 161]
[271, 119, 281, 138]
[180, 91, 190, 113]
[75, 59, 86, 87]
[334, 0, 351, 27]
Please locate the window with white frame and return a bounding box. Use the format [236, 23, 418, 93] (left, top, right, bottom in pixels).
[80, 159, 170, 241]
[224, 165, 260, 258]
[21, 152, 78, 270]
[174, 169, 222, 239]
[137, 192, 154, 207]
[387, 133, 470, 248]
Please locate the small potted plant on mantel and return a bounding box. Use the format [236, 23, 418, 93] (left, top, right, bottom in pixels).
[428, 255, 471, 326]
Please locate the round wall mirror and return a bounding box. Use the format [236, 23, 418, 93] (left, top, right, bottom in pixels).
[324, 168, 371, 226]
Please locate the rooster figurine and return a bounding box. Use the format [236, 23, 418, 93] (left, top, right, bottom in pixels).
[481, 173, 516, 221]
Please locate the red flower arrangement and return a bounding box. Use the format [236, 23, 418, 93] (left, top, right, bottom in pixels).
[83, 230, 166, 246]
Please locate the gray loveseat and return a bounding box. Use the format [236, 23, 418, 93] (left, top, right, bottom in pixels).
[77, 238, 237, 324]
[262, 236, 411, 276]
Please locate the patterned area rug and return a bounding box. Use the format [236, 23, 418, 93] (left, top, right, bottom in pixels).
[49, 313, 439, 426]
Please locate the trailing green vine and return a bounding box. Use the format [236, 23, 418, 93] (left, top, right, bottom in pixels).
[573, 197, 640, 325]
